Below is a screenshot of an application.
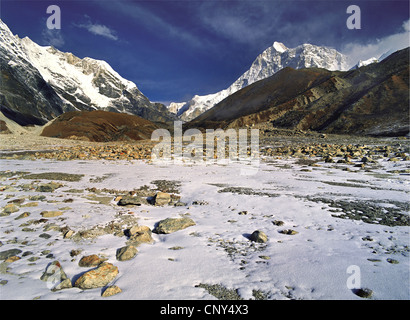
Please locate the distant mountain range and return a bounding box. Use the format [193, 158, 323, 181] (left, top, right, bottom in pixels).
[187, 47, 409, 137]
[0, 19, 177, 126]
[170, 41, 350, 121]
[0, 19, 408, 138]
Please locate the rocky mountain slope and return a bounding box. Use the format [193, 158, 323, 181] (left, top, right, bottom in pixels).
[173, 42, 349, 121]
[187, 47, 409, 137]
[0, 20, 176, 126]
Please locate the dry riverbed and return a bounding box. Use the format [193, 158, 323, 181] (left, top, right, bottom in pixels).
[0, 130, 409, 300]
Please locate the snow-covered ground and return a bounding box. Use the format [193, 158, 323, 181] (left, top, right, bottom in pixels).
[0, 157, 409, 300]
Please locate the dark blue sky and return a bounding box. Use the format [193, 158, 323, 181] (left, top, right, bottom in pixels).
[1, 0, 409, 104]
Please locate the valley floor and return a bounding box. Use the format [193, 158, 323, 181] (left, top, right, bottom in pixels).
[0, 135, 409, 299]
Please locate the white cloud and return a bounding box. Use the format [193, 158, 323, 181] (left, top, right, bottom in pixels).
[342, 19, 410, 68]
[74, 16, 118, 41]
[41, 28, 65, 47]
[198, 1, 285, 46]
[85, 23, 118, 40]
[96, 0, 214, 50]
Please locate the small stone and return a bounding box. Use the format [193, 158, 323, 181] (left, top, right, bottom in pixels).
[192, 200, 209, 206]
[5, 256, 20, 263]
[361, 156, 372, 163]
[174, 201, 187, 207]
[70, 249, 83, 257]
[41, 211, 63, 218]
[272, 220, 284, 226]
[51, 278, 73, 291]
[153, 217, 196, 234]
[324, 156, 334, 163]
[64, 230, 74, 239]
[14, 212, 31, 220]
[249, 230, 268, 243]
[36, 182, 63, 192]
[116, 245, 138, 261]
[279, 229, 299, 235]
[353, 288, 373, 298]
[28, 256, 40, 262]
[387, 258, 399, 264]
[21, 202, 39, 208]
[78, 254, 108, 267]
[102, 285, 122, 297]
[74, 262, 119, 289]
[0, 248, 22, 260]
[2, 204, 19, 214]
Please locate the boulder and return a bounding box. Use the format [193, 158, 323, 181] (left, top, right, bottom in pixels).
[249, 230, 268, 243]
[127, 225, 154, 245]
[116, 245, 138, 261]
[153, 192, 171, 206]
[74, 262, 119, 289]
[153, 217, 196, 234]
[78, 254, 108, 267]
[117, 196, 142, 206]
[40, 260, 72, 291]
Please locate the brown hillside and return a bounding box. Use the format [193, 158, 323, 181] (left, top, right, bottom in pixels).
[41, 110, 159, 142]
[187, 47, 409, 137]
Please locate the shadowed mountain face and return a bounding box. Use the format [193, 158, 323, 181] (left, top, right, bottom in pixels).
[172, 42, 349, 121]
[41, 110, 159, 142]
[187, 48, 409, 137]
[0, 20, 177, 126]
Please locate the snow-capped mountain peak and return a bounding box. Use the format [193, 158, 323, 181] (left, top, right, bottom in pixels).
[0, 19, 176, 124]
[350, 57, 379, 70]
[172, 41, 349, 121]
[272, 41, 287, 53]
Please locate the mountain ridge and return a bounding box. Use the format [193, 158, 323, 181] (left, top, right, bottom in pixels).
[0, 19, 177, 125]
[171, 41, 349, 121]
[186, 47, 409, 137]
